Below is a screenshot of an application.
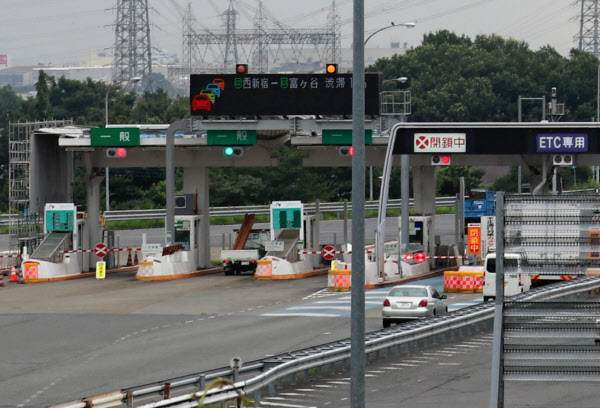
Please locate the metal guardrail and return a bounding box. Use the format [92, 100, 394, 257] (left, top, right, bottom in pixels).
[1, 198, 451, 226]
[46, 277, 600, 408]
[5, 189, 596, 227]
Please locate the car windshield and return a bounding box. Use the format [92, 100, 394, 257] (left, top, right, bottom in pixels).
[388, 287, 428, 297]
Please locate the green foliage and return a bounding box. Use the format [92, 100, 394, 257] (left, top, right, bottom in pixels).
[436, 166, 485, 196]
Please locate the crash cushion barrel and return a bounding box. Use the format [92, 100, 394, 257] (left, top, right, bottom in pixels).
[23, 261, 39, 281]
[328, 269, 351, 291]
[255, 259, 272, 279]
[444, 270, 484, 293]
[444, 271, 461, 293]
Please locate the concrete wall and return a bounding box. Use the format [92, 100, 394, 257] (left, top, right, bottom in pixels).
[30, 133, 73, 214]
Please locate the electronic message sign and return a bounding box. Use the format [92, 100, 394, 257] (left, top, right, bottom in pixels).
[190, 73, 382, 116]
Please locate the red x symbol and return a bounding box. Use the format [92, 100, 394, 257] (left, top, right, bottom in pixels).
[416, 136, 429, 149]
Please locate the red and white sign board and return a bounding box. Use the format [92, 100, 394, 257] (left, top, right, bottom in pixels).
[0, 55, 6, 66]
[94, 243, 108, 258]
[414, 133, 466, 153]
[322, 245, 336, 260]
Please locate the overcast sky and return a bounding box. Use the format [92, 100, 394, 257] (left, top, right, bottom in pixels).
[0, 0, 582, 67]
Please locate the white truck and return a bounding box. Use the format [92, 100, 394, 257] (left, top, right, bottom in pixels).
[482, 252, 531, 302]
[220, 249, 261, 276]
[220, 229, 269, 276]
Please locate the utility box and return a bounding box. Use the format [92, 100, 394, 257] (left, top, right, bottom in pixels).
[174, 194, 197, 215]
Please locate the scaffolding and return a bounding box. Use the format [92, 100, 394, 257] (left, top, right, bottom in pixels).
[8, 120, 72, 254]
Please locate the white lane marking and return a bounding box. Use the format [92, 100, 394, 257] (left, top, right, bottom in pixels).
[314, 384, 333, 388]
[439, 362, 462, 365]
[455, 344, 481, 348]
[328, 381, 349, 384]
[367, 370, 387, 374]
[382, 366, 403, 370]
[392, 363, 418, 367]
[260, 402, 315, 408]
[288, 306, 351, 311]
[260, 313, 339, 317]
[365, 374, 377, 377]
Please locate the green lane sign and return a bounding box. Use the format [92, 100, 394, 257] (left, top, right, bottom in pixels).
[322, 129, 373, 145]
[90, 127, 141, 146]
[207, 130, 257, 145]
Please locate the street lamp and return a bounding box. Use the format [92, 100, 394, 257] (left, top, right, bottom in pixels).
[364, 21, 416, 46]
[104, 76, 141, 211]
[105, 76, 141, 126]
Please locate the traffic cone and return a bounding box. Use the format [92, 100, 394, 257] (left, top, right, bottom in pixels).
[134, 250, 139, 265]
[126, 250, 133, 267]
[10, 266, 18, 282]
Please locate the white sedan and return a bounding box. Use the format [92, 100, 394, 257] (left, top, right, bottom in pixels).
[382, 284, 448, 328]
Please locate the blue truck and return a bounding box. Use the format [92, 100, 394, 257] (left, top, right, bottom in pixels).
[465, 189, 495, 224]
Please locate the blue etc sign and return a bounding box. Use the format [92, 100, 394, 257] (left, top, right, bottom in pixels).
[536, 133, 588, 153]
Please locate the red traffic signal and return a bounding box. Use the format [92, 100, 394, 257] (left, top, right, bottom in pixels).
[338, 146, 354, 156]
[431, 155, 451, 166]
[106, 147, 127, 158]
[326, 63, 338, 74]
[235, 64, 248, 74]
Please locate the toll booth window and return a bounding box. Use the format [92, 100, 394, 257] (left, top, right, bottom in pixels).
[174, 230, 190, 251]
[409, 221, 424, 244]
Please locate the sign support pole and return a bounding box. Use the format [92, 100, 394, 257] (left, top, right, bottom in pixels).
[165, 120, 190, 245]
[350, 0, 366, 406]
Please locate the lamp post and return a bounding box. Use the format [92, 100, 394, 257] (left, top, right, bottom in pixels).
[349, 17, 415, 408]
[364, 21, 416, 46]
[104, 76, 141, 211]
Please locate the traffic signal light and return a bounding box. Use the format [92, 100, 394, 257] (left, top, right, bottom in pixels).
[431, 155, 450, 166]
[553, 154, 573, 166]
[338, 146, 354, 156]
[326, 63, 338, 74]
[106, 147, 127, 158]
[223, 146, 244, 157]
[235, 64, 248, 74]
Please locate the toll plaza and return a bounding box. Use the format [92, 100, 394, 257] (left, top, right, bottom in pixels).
[17, 79, 600, 283]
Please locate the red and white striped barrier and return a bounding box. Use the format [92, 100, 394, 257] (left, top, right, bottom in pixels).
[299, 250, 465, 260]
[61, 247, 142, 254]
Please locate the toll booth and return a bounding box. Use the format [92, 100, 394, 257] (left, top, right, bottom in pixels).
[21, 203, 81, 280]
[399, 215, 435, 268]
[173, 215, 202, 269]
[268, 201, 305, 263]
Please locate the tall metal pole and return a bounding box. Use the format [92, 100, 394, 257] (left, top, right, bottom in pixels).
[165, 119, 189, 246]
[489, 191, 505, 408]
[350, 0, 365, 406]
[105, 91, 111, 212]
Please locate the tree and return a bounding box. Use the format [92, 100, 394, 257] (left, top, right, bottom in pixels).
[34, 70, 53, 119]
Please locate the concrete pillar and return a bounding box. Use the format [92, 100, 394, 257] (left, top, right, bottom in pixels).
[83, 156, 104, 271]
[183, 167, 211, 268]
[412, 166, 437, 215]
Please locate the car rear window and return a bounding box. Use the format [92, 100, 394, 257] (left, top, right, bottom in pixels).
[389, 288, 428, 297]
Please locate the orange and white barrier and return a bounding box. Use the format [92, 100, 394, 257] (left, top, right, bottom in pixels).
[328, 269, 352, 291]
[443, 271, 461, 293]
[444, 269, 484, 293]
[255, 259, 273, 280]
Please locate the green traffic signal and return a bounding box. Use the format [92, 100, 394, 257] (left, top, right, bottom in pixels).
[223, 146, 244, 157]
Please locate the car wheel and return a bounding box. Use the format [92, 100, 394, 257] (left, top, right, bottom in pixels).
[383, 320, 391, 328]
[433, 309, 436, 316]
[445, 306, 448, 313]
[224, 269, 233, 276]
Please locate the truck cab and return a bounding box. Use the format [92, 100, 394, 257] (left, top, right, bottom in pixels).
[483, 253, 531, 301]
